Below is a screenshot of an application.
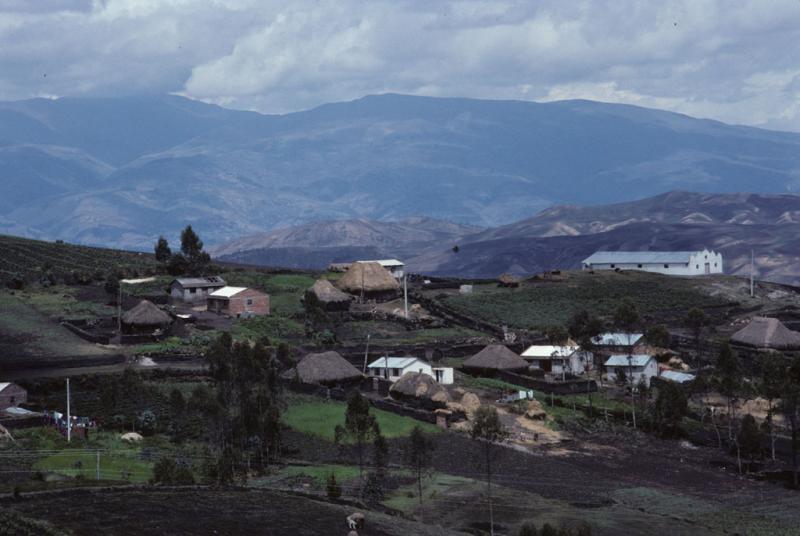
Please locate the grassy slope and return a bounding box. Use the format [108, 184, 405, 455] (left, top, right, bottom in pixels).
[437, 271, 731, 329]
[0, 291, 111, 359]
[282, 395, 439, 441]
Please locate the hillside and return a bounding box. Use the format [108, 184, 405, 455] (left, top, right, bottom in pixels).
[213, 217, 479, 269]
[2, 94, 800, 249]
[407, 191, 800, 282]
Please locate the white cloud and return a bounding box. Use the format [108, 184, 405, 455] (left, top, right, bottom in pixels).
[1, 0, 800, 130]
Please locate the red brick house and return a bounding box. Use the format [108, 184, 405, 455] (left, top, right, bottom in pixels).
[207, 287, 269, 318]
[0, 382, 27, 410]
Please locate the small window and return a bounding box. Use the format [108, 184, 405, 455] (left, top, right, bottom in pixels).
[190, 288, 197, 294]
[637, 264, 642, 268]
[610, 264, 615, 268]
[696, 265, 699, 269]
[664, 264, 669, 268]
[246, 298, 253, 306]
[714, 263, 717, 267]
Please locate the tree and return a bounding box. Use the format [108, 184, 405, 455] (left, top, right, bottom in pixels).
[544, 325, 569, 345]
[334, 390, 379, 479]
[180, 225, 210, 275]
[567, 309, 603, 407]
[104, 273, 120, 298]
[613, 298, 640, 337]
[645, 324, 671, 349]
[737, 414, 762, 471]
[779, 355, 800, 488]
[326, 472, 342, 499]
[167, 253, 189, 276]
[713, 343, 743, 440]
[651, 381, 687, 437]
[403, 425, 436, 521]
[452, 245, 460, 253]
[518, 522, 539, 536]
[686, 308, 708, 360]
[154, 236, 172, 263]
[363, 429, 389, 503]
[470, 406, 509, 536]
[757, 354, 786, 460]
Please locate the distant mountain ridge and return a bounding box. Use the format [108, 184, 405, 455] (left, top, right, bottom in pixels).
[217, 191, 800, 285]
[2, 93, 800, 250]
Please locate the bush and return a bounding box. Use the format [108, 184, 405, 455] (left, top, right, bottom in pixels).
[326, 472, 342, 499]
[136, 410, 157, 435]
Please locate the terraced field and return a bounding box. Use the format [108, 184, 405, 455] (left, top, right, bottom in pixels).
[0, 234, 157, 283]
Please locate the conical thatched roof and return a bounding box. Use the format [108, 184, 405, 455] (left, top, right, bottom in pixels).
[463, 344, 528, 371]
[731, 317, 800, 350]
[336, 262, 400, 294]
[285, 351, 363, 385]
[121, 300, 171, 326]
[497, 273, 521, 287]
[309, 279, 352, 304]
[390, 372, 450, 404]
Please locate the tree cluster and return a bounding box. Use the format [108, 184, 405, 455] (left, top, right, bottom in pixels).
[154, 225, 211, 276]
[201, 332, 285, 485]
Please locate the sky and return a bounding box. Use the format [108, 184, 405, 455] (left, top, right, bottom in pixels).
[1, 0, 800, 131]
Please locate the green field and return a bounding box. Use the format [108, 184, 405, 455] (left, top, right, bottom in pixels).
[437, 271, 730, 329]
[282, 396, 439, 442]
[222, 272, 316, 317]
[33, 449, 153, 483]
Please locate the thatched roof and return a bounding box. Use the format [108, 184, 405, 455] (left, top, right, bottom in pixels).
[285, 351, 363, 385]
[497, 273, 521, 287]
[121, 300, 171, 326]
[463, 344, 528, 371]
[309, 279, 352, 304]
[731, 317, 800, 350]
[336, 262, 400, 294]
[390, 372, 450, 404]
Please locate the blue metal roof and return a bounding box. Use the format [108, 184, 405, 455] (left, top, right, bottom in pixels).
[367, 356, 422, 369]
[582, 251, 701, 265]
[604, 354, 654, 367]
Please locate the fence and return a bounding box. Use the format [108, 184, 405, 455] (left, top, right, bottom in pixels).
[61, 321, 111, 345]
[494, 370, 598, 395]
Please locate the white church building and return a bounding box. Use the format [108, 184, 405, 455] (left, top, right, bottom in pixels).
[582, 249, 723, 276]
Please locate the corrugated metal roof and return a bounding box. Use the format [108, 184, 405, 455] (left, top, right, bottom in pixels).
[368, 356, 423, 369]
[357, 259, 404, 267]
[592, 333, 644, 346]
[660, 370, 696, 383]
[521, 345, 579, 358]
[604, 354, 654, 367]
[0, 383, 10, 392]
[209, 286, 248, 298]
[172, 276, 227, 288]
[582, 251, 702, 264]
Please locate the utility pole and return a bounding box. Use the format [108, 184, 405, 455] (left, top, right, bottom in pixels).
[384, 353, 390, 380]
[118, 283, 122, 339]
[403, 275, 408, 319]
[362, 333, 371, 373]
[66, 378, 71, 443]
[750, 250, 755, 298]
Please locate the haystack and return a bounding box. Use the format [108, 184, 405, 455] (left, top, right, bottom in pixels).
[497, 273, 521, 288]
[731, 316, 800, 350]
[308, 279, 352, 311]
[121, 300, 172, 333]
[336, 262, 399, 300]
[463, 344, 528, 373]
[284, 351, 363, 386]
[390, 372, 449, 407]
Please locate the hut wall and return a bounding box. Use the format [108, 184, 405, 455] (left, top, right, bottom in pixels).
[0, 384, 27, 410]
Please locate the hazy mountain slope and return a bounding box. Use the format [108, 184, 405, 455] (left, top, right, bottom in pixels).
[214, 217, 479, 269]
[406, 192, 800, 284]
[2, 94, 800, 249]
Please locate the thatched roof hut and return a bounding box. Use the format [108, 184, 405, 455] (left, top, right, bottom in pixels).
[284, 351, 364, 386]
[308, 279, 352, 311]
[336, 261, 399, 300]
[463, 344, 528, 373]
[497, 273, 521, 288]
[390, 372, 450, 408]
[730, 317, 800, 350]
[121, 300, 171, 333]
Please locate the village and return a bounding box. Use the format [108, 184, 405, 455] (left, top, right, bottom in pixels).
[1, 232, 800, 536]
